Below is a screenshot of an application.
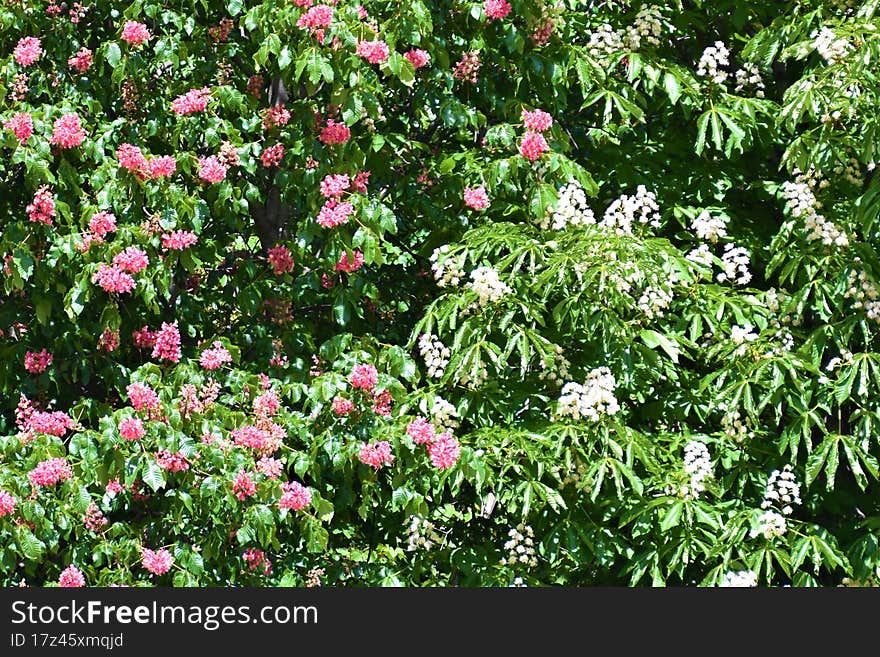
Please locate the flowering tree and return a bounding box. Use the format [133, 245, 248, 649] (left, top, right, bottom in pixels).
[1, 0, 880, 587]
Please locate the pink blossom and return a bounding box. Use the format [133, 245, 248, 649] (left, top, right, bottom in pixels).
[243, 548, 272, 575]
[519, 130, 550, 161]
[117, 143, 148, 172]
[316, 199, 354, 228]
[14, 37, 43, 67]
[0, 491, 17, 517]
[155, 450, 189, 472]
[28, 458, 73, 487]
[119, 417, 145, 441]
[141, 548, 173, 576]
[372, 389, 392, 416]
[358, 440, 394, 469]
[84, 503, 107, 532]
[407, 417, 436, 445]
[50, 113, 86, 148]
[404, 49, 431, 69]
[278, 481, 311, 511]
[92, 264, 136, 294]
[27, 186, 56, 225]
[145, 155, 176, 179]
[89, 211, 117, 238]
[25, 411, 74, 437]
[24, 349, 53, 374]
[171, 87, 211, 115]
[98, 327, 120, 352]
[319, 120, 350, 145]
[4, 112, 33, 144]
[464, 186, 490, 210]
[352, 171, 371, 193]
[197, 156, 227, 183]
[332, 396, 354, 416]
[521, 108, 553, 132]
[427, 432, 461, 469]
[200, 341, 231, 370]
[260, 143, 285, 168]
[297, 5, 333, 31]
[349, 363, 378, 391]
[294, 0, 313, 6]
[105, 479, 124, 495]
[58, 565, 86, 587]
[151, 322, 181, 363]
[484, 0, 511, 20]
[356, 39, 390, 64]
[232, 425, 270, 451]
[133, 326, 157, 349]
[253, 390, 281, 417]
[335, 250, 364, 273]
[126, 382, 160, 411]
[267, 245, 294, 274]
[113, 247, 149, 273]
[68, 47, 93, 72]
[320, 174, 350, 198]
[262, 105, 291, 129]
[256, 456, 283, 479]
[121, 21, 151, 47]
[233, 470, 257, 501]
[162, 230, 198, 250]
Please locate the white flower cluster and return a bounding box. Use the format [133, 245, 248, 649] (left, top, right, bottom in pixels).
[625, 5, 665, 50]
[637, 285, 673, 320]
[813, 26, 852, 65]
[418, 333, 450, 379]
[696, 41, 730, 84]
[734, 62, 765, 97]
[420, 395, 460, 433]
[686, 244, 713, 268]
[781, 179, 849, 247]
[501, 523, 538, 568]
[406, 516, 443, 551]
[844, 270, 880, 322]
[682, 440, 712, 500]
[541, 180, 595, 230]
[832, 157, 863, 187]
[457, 360, 489, 389]
[585, 23, 624, 59]
[430, 246, 466, 287]
[750, 509, 788, 539]
[794, 165, 829, 192]
[508, 576, 527, 587]
[467, 266, 512, 305]
[720, 407, 755, 443]
[719, 570, 758, 587]
[537, 345, 571, 386]
[761, 465, 802, 516]
[730, 324, 759, 356]
[600, 186, 661, 235]
[690, 210, 728, 244]
[556, 367, 621, 422]
[716, 244, 752, 286]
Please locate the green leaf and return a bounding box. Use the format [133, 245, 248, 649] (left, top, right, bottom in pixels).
[142, 459, 167, 492]
[106, 42, 122, 68]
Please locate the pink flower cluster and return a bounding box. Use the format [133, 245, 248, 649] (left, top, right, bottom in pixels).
[406, 417, 436, 445]
[119, 417, 145, 441]
[145, 156, 176, 179]
[297, 4, 333, 37]
[23, 410, 75, 438]
[68, 47, 93, 72]
[50, 113, 86, 148]
[133, 326, 158, 349]
[121, 21, 151, 46]
[254, 389, 281, 417]
[518, 108, 553, 161]
[162, 230, 198, 250]
[89, 211, 117, 239]
[4, 112, 33, 144]
[141, 548, 173, 575]
[27, 186, 56, 225]
[278, 481, 311, 511]
[105, 479, 124, 496]
[14, 37, 43, 67]
[58, 565, 86, 587]
[320, 174, 350, 198]
[522, 108, 553, 132]
[319, 119, 350, 145]
[372, 389, 392, 416]
[113, 247, 149, 273]
[464, 186, 490, 210]
[24, 349, 53, 374]
[200, 341, 232, 370]
[156, 450, 189, 472]
[335, 250, 364, 273]
[171, 87, 211, 115]
[316, 199, 354, 228]
[84, 502, 108, 532]
[261, 143, 285, 168]
[97, 327, 120, 352]
[93, 264, 136, 294]
[117, 144, 147, 171]
[407, 417, 461, 469]
[0, 491, 16, 517]
[484, 0, 512, 20]
[232, 424, 272, 452]
[197, 155, 227, 183]
[358, 440, 394, 470]
[356, 39, 390, 64]
[404, 49, 431, 69]
[116, 144, 177, 180]
[127, 382, 160, 412]
[349, 363, 378, 391]
[332, 396, 354, 416]
[152, 322, 181, 363]
[262, 105, 291, 130]
[267, 244, 294, 275]
[233, 470, 257, 501]
[243, 548, 272, 575]
[256, 456, 283, 479]
[28, 458, 73, 488]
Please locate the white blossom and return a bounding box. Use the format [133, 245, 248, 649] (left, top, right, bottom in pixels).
[418, 333, 450, 379]
[761, 465, 802, 516]
[716, 244, 752, 286]
[813, 26, 852, 65]
[682, 440, 712, 500]
[625, 5, 666, 50]
[541, 180, 595, 230]
[586, 24, 624, 59]
[690, 210, 728, 243]
[501, 523, 538, 568]
[555, 367, 620, 421]
[734, 62, 765, 97]
[750, 509, 788, 539]
[430, 245, 466, 287]
[696, 41, 730, 84]
[600, 186, 661, 235]
[719, 570, 758, 587]
[467, 266, 512, 305]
